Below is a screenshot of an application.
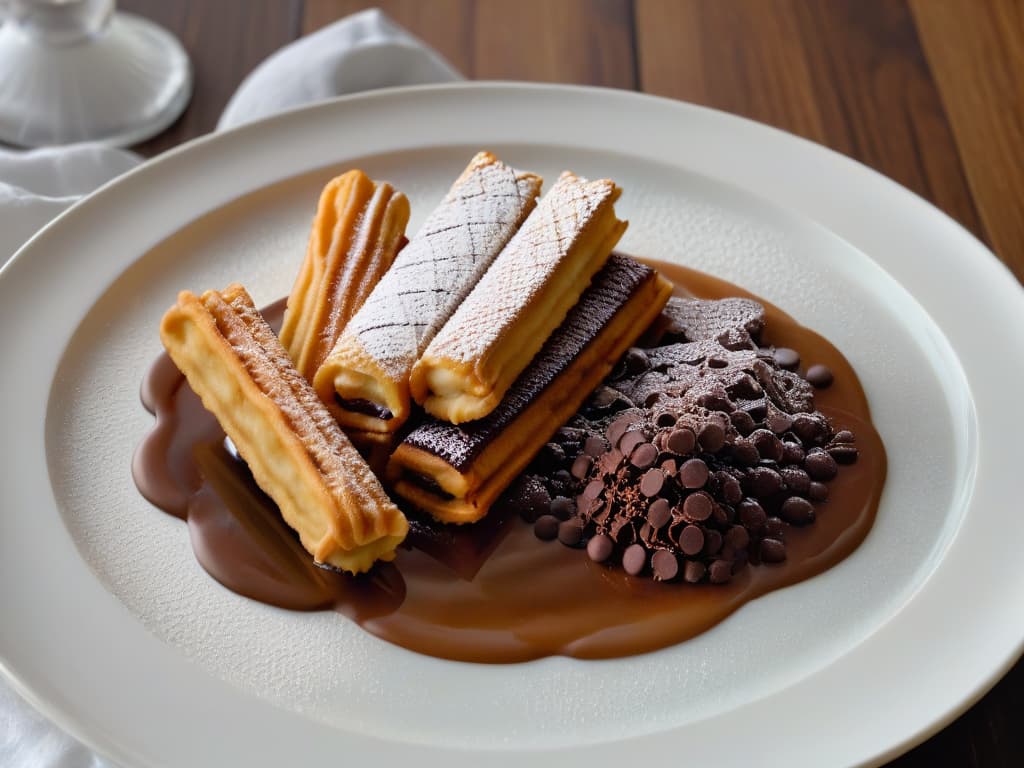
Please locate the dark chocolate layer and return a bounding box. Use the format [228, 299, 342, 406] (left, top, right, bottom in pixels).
[335, 395, 394, 420]
[402, 254, 655, 472]
[662, 296, 765, 349]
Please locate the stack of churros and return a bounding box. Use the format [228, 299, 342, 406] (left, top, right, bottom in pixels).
[315, 151, 542, 433]
[390, 255, 672, 523]
[157, 151, 672, 572]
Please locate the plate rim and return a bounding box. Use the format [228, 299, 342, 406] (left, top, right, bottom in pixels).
[2, 81, 1023, 768]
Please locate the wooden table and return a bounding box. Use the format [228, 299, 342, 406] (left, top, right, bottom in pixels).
[121, 1, 1024, 765]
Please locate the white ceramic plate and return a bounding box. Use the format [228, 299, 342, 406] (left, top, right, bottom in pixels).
[2, 84, 1022, 768]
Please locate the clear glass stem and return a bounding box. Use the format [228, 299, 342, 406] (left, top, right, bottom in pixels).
[8, 0, 115, 45]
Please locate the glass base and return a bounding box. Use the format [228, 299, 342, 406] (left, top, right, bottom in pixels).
[0, 12, 192, 147]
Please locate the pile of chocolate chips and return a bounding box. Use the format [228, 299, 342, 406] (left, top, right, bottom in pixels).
[502, 296, 859, 584]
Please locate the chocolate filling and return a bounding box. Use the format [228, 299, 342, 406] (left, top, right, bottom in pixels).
[402, 471, 455, 501]
[334, 395, 393, 420]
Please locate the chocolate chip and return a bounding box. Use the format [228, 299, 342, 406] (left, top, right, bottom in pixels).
[729, 410, 756, 435]
[624, 348, 650, 374]
[759, 538, 787, 563]
[732, 438, 760, 466]
[725, 524, 749, 551]
[584, 435, 606, 458]
[534, 515, 559, 540]
[630, 442, 659, 470]
[738, 499, 767, 531]
[655, 411, 677, 428]
[828, 444, 859, 464]
[678, 524, 705, 555]
[805, 449, 838, 480]
[652, 550, 679, 581]
[730, 373, 762, 398]
[780, 496, 815, 525]
[682, 492, 714, 521]
[709, 559, 733, 584]
[782, 441, 806, 465]
[698, 422, 727, 453]
[550, 496, 575, 520]
[571, 454, 593, 480]
[774, 347, 800, 370]
[767, 411, 794, 434]
[696, 388, 734, 413]
[590, 386, 622, 410]
[703, 528, 723, 556]
[666, 427, 696, 455]
[679, 458, 710, 488]
[711, 502, 730, 526]
[793, 413, 827, 445]
[647, 498, 672, 528]
[582, 479, 605, 500]
[718, 472, 743, 505]
[619, 429, 647, 456]
[764, 516, 786, 539]
[684, 561, 706, 583]
[744, 466, 783, 498]
[833, 430, 856, 444]
[660, 458, 678, 475]
[780, 467, 811, 496]
[806, 364, 834, 388]
[550, 469, 574, 494]
[639, 521, 656, 544]
[505, 477, 551, 522]
[707, 355, 729, 369]
[606, 415, 636, 447]
[587, 534, 614, 563]
[640, 469, 666, 498]
[644, 392, 665, 408]
[622, 544, 647, 576]
[524, 484, 551, 522]
[534, 442, 566, 471]
[558, 518, 584, 546]
[808, 481, 829, 501]
[750, 429, 784, 462]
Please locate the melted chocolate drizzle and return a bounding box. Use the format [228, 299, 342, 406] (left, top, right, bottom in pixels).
[132, 261, 887, 663]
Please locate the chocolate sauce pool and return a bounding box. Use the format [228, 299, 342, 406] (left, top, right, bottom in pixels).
[132, 261, 886, 663]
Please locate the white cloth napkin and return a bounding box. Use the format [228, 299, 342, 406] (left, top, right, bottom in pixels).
[0, 8, 459, 766]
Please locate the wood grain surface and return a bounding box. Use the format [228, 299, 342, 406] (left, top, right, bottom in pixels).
[118, 1, 1024, 764]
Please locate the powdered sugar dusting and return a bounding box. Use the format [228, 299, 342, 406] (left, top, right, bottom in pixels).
[404, 255, 652, 471]
[428, 171, 618, 364]
[344, 153, 541, 379]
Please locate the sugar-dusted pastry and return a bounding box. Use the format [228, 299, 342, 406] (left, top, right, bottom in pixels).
[279, 170, 409, 383]
[411, 171, 627, 424]
[159, 284, 408, 573]
[314, 152, 543, 433]
[389, 255, 672, 523]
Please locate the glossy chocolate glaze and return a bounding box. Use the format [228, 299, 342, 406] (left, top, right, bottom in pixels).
[133, 261, 887, 663]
